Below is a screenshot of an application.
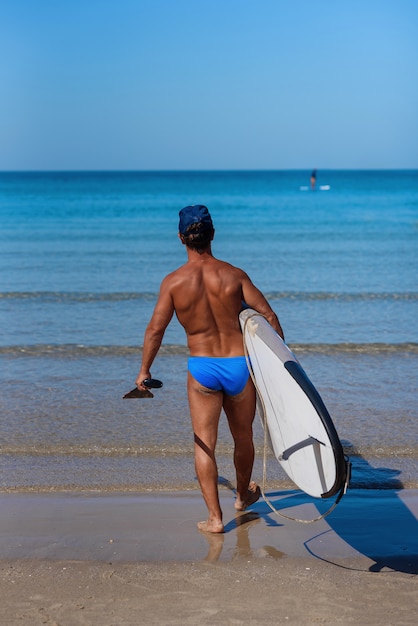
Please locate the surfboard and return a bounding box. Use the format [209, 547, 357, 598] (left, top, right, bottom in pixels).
[239, 308, 348, 499]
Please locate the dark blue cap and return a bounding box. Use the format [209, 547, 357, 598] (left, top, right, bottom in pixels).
[178, 205, 213, 235]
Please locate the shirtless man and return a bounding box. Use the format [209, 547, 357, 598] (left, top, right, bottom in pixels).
[310, 168, 317, 191]
[136, 205, 284, 533]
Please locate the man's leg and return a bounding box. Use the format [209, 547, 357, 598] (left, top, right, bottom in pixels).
[223, 378, 261, 511]
[187, 372, 224, 533]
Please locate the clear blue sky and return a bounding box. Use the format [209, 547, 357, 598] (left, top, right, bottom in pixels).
[1, 0, 417, 170]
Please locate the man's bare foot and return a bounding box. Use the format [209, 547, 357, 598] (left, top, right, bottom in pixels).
[197, 519, 224, 534]
[234, 481, 261, 511]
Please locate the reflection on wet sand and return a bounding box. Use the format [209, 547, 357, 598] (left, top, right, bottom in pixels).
[200, 510, 285, 563]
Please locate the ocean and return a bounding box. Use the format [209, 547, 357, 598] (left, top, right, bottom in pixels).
[1, 170, 417, 493]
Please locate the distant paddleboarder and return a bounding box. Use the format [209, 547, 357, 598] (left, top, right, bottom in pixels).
[310, 169, 317, 191]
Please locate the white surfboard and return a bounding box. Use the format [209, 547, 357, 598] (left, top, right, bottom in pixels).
[240, 308, 348, 499]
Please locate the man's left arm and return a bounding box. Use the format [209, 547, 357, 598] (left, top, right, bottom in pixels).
[241, 274, 285, 340]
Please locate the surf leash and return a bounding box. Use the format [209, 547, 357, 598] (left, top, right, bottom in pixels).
[242, 312, 350, 524]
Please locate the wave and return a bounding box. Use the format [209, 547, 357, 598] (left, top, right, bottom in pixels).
[1, 342, 417, 357]
[0, 344, 185, 357]
[2, 442, 417, 458]
[0, 444, 193, 457]
[1, 442, 417, 491]
[267, 291, 418, 302]
[1, 291, 418, 303]
[0, 291, 157, 303]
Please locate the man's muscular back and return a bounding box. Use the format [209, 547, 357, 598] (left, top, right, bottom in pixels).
[164, 253, 282, 357]
[136, 204, 283, 391]
[167, 255, 247, 357]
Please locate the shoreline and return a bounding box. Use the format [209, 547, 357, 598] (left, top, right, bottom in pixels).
[1, 489, 417, 624]
[1, 488, 417, 566]
[1, 451, 417, 492]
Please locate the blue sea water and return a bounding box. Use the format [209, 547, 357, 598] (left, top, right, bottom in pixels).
[1, 170, 417, 491]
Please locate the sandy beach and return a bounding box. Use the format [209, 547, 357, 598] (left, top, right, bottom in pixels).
[0, 488, 417, 625]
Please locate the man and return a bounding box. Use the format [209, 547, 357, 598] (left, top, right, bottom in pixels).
[136, 205, 284, 533]
[310, 168, 317, 190]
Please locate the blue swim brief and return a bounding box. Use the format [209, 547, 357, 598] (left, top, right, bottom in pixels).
[188, 356, 250, 396]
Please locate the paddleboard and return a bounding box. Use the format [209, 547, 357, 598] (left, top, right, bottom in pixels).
[239, 308, 348, 499]
[299, 185, 331, 191]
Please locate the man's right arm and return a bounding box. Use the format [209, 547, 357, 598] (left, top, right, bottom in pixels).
[135, 276, 175, 388]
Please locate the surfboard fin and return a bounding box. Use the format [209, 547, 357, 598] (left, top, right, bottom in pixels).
[279, 436, 324, 461]
[123, 387, 154, 399]
[123, 378, 163, 398]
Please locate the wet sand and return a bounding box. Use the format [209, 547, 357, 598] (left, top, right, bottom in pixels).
[1, 488, 417, 624]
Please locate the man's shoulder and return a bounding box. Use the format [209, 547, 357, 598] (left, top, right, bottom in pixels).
[198, 254, 236, 270]
[161, 263, 189, 286]
[215, 258, 248, 277]
[162, 257, 248, 283]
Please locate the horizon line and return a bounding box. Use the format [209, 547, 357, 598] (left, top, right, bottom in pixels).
[1, 167, 417, 174]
